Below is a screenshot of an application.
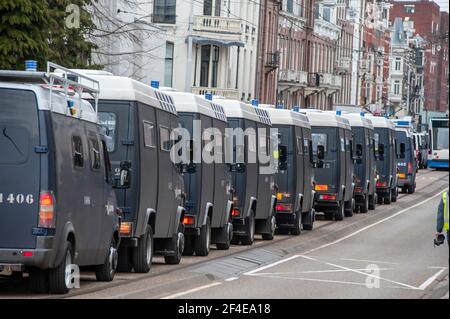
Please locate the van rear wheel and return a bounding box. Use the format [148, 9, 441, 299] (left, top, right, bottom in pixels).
[194, 216, 211, 256]
[48, 242, 73, 294]
[132, 225, 153, 273]
[96, 238, 118, 281]
[334, 202, 345, 221]
[384, 192, 392, 204]
[241, 212, 255, 245]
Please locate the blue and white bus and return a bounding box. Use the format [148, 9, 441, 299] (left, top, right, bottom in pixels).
[428, 118, 449, 169]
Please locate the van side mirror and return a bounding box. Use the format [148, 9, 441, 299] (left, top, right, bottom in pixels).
[400, 143, 406, 159]
[114, 161, 131, 189]
[317, 145, 325, 160]
[278, 145, 288, 171]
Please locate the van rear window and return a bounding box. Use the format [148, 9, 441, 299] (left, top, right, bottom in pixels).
[0, 89, 38, 165]
[312, 133, 327, 153]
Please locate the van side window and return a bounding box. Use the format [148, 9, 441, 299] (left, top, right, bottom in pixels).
[303, 138, 309, 155]
[102, 140, 112, 184]
[72, 136, 84, 167]
[160, 126, 172, 151]
[90, 138, 101, 170]
[143, 121, 156, 148]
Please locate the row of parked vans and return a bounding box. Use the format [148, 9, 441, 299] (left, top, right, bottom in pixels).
[0, 63, 418, 294]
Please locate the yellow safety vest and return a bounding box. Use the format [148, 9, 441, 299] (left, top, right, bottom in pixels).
[443, 192, 449, 232]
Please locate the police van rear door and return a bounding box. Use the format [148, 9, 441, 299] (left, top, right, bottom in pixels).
[0, 88, 40, 249]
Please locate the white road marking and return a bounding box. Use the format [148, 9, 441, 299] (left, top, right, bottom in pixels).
[305, 191, 443, 254]
[161, 282, 222, 299]
[225, 277, 239, 282]
[243, 255, 300, 275]
[254, 267, 393, 276]
[418, 267, 447, 290]
[298, 255, 419, 290]
[336, 257, 400, 265]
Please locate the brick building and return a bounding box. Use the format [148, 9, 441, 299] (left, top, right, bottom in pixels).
[390, 0, 447, 122]
[255, 0, 281, 105]
[359, 0, 392, 115]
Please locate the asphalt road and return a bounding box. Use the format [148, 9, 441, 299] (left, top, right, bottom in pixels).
[0, 169, 448, 299]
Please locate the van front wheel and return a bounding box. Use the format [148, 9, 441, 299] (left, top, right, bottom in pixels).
[334, 202, 345, 221]
[291, 212, 302, 236]
[132, 225, 153, 273]
[48, 242, 73, 294]
[241, 212, 255, 245]
[96, 238, 118, 281]
[29, 268, 48, 293]
[164, 225, 184, 265]
[262, 215, 276, 240]
[194, 216, 211, 256]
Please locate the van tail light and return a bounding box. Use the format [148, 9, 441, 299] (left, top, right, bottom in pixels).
[376, 181, 387, 187]
[231, 208, 241, 217]
[319, 194, 337, 201]
[354, 187, 363, 193]
[119, 222, 133, 236]
[39, 192, 56, 229]
[275, 203, 293, 212]
[407, 162, 413, 174]
[182, 216, 195, 226]
[315, 185, 329, 191]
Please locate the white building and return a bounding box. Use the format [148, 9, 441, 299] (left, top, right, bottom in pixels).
[90, 0, 261, 102]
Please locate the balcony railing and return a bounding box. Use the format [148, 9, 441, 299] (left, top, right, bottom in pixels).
[265, 52, 280, 69]
[335, 57, 351, 72]
[192, 86, 240, 100]
[193, 16, 242, 35]
[279, 70, 308, 86]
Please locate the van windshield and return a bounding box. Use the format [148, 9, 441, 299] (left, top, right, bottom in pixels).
[98, 112, 117, 152]
[0, 89, 38, 164]
[312, 127, 337, 158]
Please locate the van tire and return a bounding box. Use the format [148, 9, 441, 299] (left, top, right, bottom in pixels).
[368, 194, 376, 210]
[29, 268, 48, 293]
[194, 216, 211, 256]
[241, 212, 255, 245]
[95, 238, 118, 281]
[132, 225, 153, 273]
[391, 189, 398, 202]
[407, 185, 414, 194]
[384, 193, 392, 204]
[216, 223, 232, 250]
[344, 201, 353, 217]
[334, 203, 345, 221]
[291, 212, 302, 236]
[360, 195, 369, 214]
[164, 225, 184, 265]
[48, 242, 73, 294]
[117, 246, 133, 273]
[262, 216, 276, 240]
[183, 235, 195, 256]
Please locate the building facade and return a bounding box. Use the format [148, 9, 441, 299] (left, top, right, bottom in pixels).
[390, 0, 447, 126]
[255, 0, 281, 105]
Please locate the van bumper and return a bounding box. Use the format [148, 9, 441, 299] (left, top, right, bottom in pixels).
[275, 211, 296, 228]
[314, 200, 339, 212]
[0, 237, 56, 270]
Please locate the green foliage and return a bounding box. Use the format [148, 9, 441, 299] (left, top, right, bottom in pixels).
[0, 0, 100, 70]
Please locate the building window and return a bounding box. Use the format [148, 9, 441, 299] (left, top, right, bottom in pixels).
[286, 0, 294, 14]
[200, 45, 211, 87]
[164, 42, 174, 87]
[404, 5, 415, 13]
[153, 0, 176, 24]
[394, 81, 400, 95]
[322, 7, 331, 22]
[211, 46, 219, 88]
[394, 57, 401, 71]
[204, 0, 221, 16]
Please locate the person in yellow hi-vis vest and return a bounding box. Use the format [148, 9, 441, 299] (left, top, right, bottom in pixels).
[436, 189, 449, 247]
